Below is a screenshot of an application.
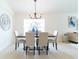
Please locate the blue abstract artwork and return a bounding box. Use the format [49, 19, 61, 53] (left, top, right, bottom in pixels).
[68, 16, 78, 30]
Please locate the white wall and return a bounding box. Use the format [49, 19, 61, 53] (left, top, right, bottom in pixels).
[43, 12, 78, 41]
[14, 12, 78, 41]
[13, 13, 26, 35]
[0, 0, 14, 51]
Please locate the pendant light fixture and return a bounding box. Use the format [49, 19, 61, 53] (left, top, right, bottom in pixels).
[29, 0, 41, 19]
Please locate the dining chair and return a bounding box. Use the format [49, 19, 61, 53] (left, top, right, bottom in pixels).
[48, 30, 58, 50]
[38, 32, 49, 55]
[14, 31, 26, 50]
[25, 32, 35, 55]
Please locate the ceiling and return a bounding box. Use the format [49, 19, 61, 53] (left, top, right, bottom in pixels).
[7, 0, 78, 13]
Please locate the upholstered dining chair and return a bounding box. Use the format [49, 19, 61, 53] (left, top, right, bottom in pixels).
[48, 30, 58, 50]
[38, 32, 49, 55]
[25, 32, 35, 55]
[14, 31, 26, 50]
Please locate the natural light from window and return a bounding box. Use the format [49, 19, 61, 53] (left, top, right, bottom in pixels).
[24, 19, 45, 33]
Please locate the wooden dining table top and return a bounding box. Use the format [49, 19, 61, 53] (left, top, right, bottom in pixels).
[16, 33, 56, 38]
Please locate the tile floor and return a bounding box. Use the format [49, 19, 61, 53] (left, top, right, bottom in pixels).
[0, 42, 78, 59]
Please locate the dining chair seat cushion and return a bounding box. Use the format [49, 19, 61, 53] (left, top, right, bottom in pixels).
[17, 40, 26, 43]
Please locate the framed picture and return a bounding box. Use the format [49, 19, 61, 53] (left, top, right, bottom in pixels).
[68, 16, 78, 30]
[0, 13, 10, 31]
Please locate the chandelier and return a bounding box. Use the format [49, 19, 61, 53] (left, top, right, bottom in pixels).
[29, 0, 41, 19]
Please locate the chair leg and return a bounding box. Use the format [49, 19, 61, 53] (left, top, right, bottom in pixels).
[26, 46, 28, 55]
[33, 46, 35, 55]
[18, 42, 19, 47]
[55, 42, 57, 50]
[48, 43, 49, 48]
[23, 42, 26, 50]
[15, 42, 17, 50]
[47, 43, 49, 51]
[46, 46, 48, 55]
[36, 39, 39, 50]
[53, 42, 54, 47]
[38, 47, 40, 55]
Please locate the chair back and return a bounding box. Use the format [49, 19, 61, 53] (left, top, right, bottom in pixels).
[14, 30, 19, 36]
[39, 32, 48, 47]
[25, 32, 35, 46]
[14, 31, 18, 42]
[53, 30, 58, 41]
[53, 30, 58, 36]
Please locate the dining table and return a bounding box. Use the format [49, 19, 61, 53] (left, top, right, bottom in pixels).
[16, 33, 56, 45]
[16, 33, 56, 38]
[16, 33, 56, 50]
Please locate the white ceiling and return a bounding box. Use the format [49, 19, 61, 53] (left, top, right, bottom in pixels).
[7, 0, 78, 13]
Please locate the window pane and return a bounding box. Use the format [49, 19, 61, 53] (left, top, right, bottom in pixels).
[24, 19, 45, 33]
